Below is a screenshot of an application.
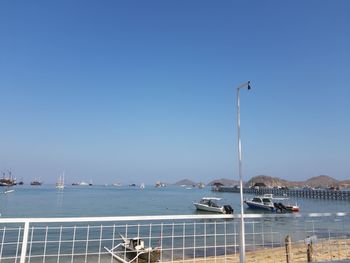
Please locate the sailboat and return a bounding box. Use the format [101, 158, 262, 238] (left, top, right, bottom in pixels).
[56, 172, 65, 190]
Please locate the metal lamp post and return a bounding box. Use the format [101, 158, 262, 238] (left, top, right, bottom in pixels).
[236, 81, 251, 263]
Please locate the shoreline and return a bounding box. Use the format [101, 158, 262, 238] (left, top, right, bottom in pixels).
[165, 238, 350, 263]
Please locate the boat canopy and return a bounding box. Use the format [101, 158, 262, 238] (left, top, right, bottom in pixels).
[201, 197, 222, 201]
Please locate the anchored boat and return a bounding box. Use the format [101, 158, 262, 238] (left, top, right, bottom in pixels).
[56, 172, 65, 190]
[193, 197, 234, 214]
[244, 194, 299, 212]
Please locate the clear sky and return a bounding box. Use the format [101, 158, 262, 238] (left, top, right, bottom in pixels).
[1, 1, 349, 184]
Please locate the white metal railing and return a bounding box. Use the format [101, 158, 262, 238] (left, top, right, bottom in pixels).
[0, 212, 350, 263]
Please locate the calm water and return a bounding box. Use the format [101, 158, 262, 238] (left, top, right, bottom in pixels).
[1, 185, 350, 218]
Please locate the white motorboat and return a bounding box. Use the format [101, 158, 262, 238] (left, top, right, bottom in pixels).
[193, 197, 233, 214]
[104, 234, 160, 263]
[244, 194, 299, 212]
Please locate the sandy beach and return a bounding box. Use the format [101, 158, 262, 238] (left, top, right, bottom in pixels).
[166, 238, 350, 263]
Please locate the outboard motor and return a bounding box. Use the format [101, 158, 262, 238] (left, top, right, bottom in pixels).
[274, 202, 287, 213]
[274, 202, 282, 213]
[278, 202, 287, 211]
[223, 205, 234, 214]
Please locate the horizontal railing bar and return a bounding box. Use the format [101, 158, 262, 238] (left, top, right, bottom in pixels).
[0, 214, 233, 223]
[0, 211, 349, 224]
[20, 221, 232, 230]
[26, 252, 110, 258]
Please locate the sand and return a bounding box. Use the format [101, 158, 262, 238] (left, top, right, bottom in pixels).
[165, 238, 350, 263]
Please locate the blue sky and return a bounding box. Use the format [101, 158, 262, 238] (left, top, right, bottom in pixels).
[0, 1, 349, 184]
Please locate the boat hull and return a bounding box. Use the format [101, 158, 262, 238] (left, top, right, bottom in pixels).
[193, 203, 225, 213]
[244, 200, 276, 211]
[121, 245, 160, 262]
[284, 205, 299, 212]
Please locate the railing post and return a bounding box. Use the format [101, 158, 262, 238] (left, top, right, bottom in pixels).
[20, 221, 30, 263]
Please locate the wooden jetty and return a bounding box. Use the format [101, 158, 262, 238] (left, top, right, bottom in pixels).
[215, 186, 350, 200]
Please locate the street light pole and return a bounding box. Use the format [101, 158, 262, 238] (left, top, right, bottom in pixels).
[236, 81, 251, 263]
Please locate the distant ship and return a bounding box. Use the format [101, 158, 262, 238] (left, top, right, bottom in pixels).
[155, 181, 166, 188]
[71, 181, 89, 186]
[30, 180, 42, 186]
[0, 170, 17, 186]
[197, 182, 205, 189]
[56, 172, 65, 190]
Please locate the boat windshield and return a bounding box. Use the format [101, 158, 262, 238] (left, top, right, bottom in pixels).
[252, 198, 262, 203]
[262, 198, 272, 204]
[201, 199, 220, 207]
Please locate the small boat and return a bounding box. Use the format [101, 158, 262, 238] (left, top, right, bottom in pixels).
[197, 182, 205, 189]
[244, 196, 275, 211]
[140, 183, 145, 189]
[193, 197, 233, 214]
[72, 181, 89, 186]
[104, 234, 160, 263]
[4, 189, 14, 194]
[30, 180, 42, 186]
[155, 181, 166, 188]
[244, 194, 299, 212]
[56, 172, 65, 190]
[0, 170, 17, 186]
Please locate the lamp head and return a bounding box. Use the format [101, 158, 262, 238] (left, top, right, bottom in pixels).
[247, 81, 251, 90]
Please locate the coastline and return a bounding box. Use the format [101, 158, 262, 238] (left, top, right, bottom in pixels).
[166, 238, 350, 263]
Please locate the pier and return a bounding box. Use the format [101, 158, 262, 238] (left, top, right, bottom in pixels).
[215, 186, 350, 200]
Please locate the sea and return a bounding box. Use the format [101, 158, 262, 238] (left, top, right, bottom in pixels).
[1, 185, 350, 218]
[1, 185, 350, 263]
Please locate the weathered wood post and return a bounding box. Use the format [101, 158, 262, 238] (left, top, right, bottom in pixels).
[305, 235, 316, 262]
[307, 240, 314, 262]
[285, 235, 292, 263]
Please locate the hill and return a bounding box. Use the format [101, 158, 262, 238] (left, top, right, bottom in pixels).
[246, 175, 291, 188]
[303, 175, 339, 188]
[339, 180, 350, 188]
[245, 175, 342, 188]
